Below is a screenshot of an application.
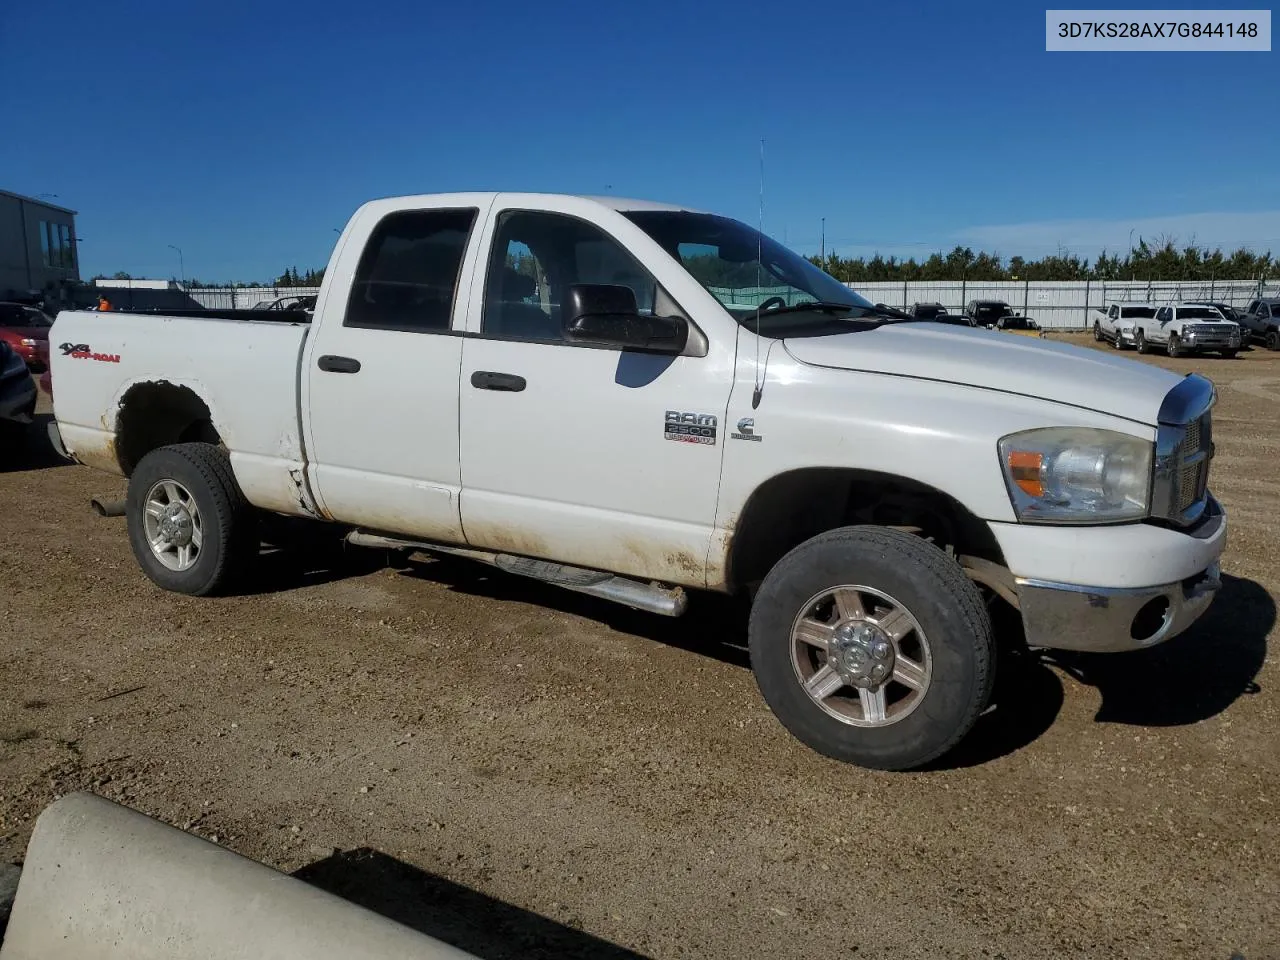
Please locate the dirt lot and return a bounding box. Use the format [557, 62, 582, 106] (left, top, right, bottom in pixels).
[2, 334, 1277, 959]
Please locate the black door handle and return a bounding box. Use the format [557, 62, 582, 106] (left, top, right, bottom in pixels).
[318, 355, 361, 374]
[470, 371, 526, 392]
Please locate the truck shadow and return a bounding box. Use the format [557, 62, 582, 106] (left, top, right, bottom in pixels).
[0, 414, 69, 474]
[397, 554, 751, 669]
[234, 519, 389, 596]
[257, 546, 1269, 766]
[1044, 572, 1271, 727]
[294, 847, 652, 960]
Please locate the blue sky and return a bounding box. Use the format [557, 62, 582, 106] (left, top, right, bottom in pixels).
[2, 0, 1275, 282]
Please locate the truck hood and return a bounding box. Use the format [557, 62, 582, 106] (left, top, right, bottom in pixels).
[783, 323, 1182, 424]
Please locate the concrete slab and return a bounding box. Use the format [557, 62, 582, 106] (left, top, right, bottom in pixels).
[0, 793, 477, 960]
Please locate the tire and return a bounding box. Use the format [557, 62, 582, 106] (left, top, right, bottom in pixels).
[1167, 334, 1182, 358]
[1093, 321, 1103, 342]
[1134, 330, 1149, 354]
[1112, 331, 1125, 350]
[748, 526, 995, 771]
[1267, 331, 1280, 352]
[126, 443, 259, 596]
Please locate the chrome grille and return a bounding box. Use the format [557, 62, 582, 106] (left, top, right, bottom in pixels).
[1152, 375, 1215, 527]
[1183, 418, 1200, 453]
[1177, 462, 1202, 511]
[1155, 411, 1212, 524]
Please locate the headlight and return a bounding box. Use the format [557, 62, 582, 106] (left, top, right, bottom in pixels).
[998, 427, 1152, 523]
[20, 338, 38, 346]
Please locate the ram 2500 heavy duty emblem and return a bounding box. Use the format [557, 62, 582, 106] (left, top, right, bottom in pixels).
[664, 411, 717, 445]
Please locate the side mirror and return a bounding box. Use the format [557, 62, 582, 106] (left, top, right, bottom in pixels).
[563, 284, 688, 354]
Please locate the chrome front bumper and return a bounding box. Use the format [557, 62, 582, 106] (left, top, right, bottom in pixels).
[1017, 561, 1221, 653]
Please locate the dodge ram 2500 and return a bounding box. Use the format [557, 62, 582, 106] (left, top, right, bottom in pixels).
[48, 192, 1226, 770]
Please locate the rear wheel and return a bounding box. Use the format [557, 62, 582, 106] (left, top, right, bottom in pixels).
[1167, 334, 1183, 358]
[748, 526, 994, 771]
[126, 443, 259, 596]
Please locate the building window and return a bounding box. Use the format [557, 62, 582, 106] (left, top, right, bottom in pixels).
[39, 220, 74, 270]
[59, 224, 73, 268]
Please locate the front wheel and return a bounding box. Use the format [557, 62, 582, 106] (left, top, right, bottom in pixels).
[1093, 321, 1103, 342]
[748, 526, 995, 770]
[1112, 330, 1125, 349]
[126, 443, 259, 596]
[1221, 349, 1238, 359]
[1135, 329, 1149, 354]
[1167, 334, 1183, 358]
[1267, 331, 1280, 352]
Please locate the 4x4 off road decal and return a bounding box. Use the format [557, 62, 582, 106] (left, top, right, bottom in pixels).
[59, 342, 121, 363]
[664, 410, 717, 445]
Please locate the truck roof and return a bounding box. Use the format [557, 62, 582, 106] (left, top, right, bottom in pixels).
[360, 192, 707, 215]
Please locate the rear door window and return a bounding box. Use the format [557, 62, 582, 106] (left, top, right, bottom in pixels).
[344, 208, 478, 333]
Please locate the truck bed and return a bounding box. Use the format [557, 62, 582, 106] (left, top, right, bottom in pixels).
[49, 308, 313, 517]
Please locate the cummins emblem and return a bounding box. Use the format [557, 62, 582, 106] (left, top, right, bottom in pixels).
[731, 417, 762, 442]
[664, 410, 717, 445]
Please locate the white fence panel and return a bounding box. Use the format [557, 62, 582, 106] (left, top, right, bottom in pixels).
[849, 279, 1276, 329]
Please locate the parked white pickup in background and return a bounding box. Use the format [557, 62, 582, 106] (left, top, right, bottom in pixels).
[1090, 302, 1157, 350]
[1131, 303, 1242, 358]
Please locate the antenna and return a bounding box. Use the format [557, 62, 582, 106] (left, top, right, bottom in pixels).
[752, 138, 765, 408]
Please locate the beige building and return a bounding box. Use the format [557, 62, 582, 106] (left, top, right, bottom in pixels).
[0, 189, 79, 302]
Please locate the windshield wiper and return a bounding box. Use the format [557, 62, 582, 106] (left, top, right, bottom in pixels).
[753, 300, 860, 317]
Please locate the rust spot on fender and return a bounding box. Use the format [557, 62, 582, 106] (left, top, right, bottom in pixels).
[71, 434, 122, 476]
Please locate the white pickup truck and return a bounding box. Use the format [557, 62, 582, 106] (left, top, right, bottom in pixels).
[1131, 302, 1242, 358]
[1090, 302, 1158, 350]
[47, 192, 1226, 770]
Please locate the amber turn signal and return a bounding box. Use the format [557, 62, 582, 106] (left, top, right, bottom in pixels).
[1006, 450, 1044, 498]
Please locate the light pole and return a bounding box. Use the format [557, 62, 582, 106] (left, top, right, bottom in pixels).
[168, 244, 185, 287]
[821, 217, 826, 266]
[1128, 228, 1136, 281]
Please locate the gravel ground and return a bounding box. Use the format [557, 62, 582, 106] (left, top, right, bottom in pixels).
[1, 334, 1276, 959]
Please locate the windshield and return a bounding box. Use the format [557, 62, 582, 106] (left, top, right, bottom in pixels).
[1181, 307, 1223, 320]
[621, 211, 884, 337]
[1120, 307, 1156, 319]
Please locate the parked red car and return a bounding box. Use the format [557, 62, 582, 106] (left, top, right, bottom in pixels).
[0, 301, 52, 372]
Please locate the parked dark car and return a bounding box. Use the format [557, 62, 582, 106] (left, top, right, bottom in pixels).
[964, 299, 1043, 337]
[908, 302, 972, 326]
[1186, 301, 1244, 325]
[0, 301, 52, 371]
[1239, 298, 1280, 349]
[0, 340, 37, 432]
[251, 295, 317, 312]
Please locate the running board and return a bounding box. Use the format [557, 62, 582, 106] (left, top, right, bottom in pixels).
[346, 530, 689, 617]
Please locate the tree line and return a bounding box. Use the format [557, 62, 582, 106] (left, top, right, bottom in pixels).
[807, 239, 1277, 283]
